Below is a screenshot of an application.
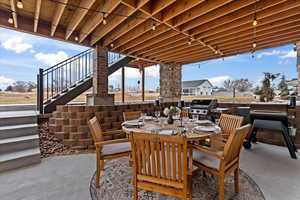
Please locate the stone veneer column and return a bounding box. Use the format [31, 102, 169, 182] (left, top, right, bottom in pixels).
[86, 44, 114, 105]
[297, 42, 300, 97]
[159, 63, 182, 102]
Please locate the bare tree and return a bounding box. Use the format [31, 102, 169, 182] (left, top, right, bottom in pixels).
[235, 79, 252, 92]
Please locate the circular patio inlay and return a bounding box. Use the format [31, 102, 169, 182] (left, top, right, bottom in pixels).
[90, 157, 265, 200]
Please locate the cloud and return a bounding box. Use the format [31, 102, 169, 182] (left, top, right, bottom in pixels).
[1, 37, 32, 53]
[280, 50, 296, 59]
[257, 50, 282, 58]
[208, 76, 231, 87]
[0, 76, 15, 90]
[145, 65, 159, 77]
[278, 60, 290, 65]
[35, 51, 69, 66]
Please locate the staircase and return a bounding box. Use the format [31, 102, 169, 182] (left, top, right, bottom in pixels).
[0, 105, 40, 172]
[37, 49, 134, 113]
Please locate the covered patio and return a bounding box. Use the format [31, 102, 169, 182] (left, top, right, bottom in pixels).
[1, 0, 300, 199]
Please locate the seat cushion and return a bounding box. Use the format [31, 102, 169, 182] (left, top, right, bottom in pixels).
[102, 142, 131, 156]
[193, 149, 222, 170]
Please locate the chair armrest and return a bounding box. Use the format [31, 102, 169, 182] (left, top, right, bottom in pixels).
[191, 144, 224, 160]
[102, 129, 124, 136]
[95, 138, 129, 147]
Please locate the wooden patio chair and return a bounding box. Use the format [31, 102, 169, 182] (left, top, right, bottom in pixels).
[210, 114, 244, 150]
[192, 124, 251, 200]
[123, 111, 141, 121]
[130, 132, 193, 200]
[88, 116, 131, 188]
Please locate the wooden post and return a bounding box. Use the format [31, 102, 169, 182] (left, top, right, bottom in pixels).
[121, 67, 125, 103]
[141, 67, 145, 102]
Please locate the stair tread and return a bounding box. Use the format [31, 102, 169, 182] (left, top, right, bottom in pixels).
[0, 123, 37, 131]
[0, 135, 39, 145]
[0, 111, 38, 118]
[0, 147, 40, 162]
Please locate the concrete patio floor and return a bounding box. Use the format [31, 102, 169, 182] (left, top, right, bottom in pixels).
[0, 143, 299, 200]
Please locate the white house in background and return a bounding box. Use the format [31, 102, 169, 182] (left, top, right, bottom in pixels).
[182, 80, 213, 96]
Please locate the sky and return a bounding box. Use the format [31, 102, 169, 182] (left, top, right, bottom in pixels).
[0, 27, 297, 91]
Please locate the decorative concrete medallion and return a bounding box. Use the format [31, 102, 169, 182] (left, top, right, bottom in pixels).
[90, 157, 265, 200]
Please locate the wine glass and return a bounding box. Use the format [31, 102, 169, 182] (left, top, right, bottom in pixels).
[154, 111, 160, 120]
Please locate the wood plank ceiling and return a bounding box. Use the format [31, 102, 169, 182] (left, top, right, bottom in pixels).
[1, 0, 300, 66]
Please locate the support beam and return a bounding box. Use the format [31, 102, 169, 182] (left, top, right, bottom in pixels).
[65, 0, 96, 40]
[296, 42, 300, 97]
[10, 0, 18, 28]
[86, 44, 114, 105]
[33, 0, 41, 32]
[51, 0, 68, 36]
[122, 66, 125, 103]
[141, 66, 145, 102]
[159, 63, 181, 103]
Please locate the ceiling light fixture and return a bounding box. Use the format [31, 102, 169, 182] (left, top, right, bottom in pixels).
[74, 36, 79, 41]
[152, 23, 156, 31]
[252, 42, 257, 48]
[102, 13, 107, 25]
[17, 0, 23, 9]
[253, 17, 257, 26]
[188, 39, 192, 45]
[110, 43, 114, 48]
[8, 16, 13, 24]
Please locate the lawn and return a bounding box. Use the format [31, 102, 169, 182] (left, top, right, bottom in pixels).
[0, 90, 257, 104]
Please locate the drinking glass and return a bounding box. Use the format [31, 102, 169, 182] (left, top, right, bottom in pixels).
[192, 114, 198, 121]
[182, 116, 189, 126]
[155, 111, 160, 119]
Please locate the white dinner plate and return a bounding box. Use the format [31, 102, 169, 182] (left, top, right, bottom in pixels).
[122, 121, 144, 127]
[157, 129, 178, 136]
[194, 126, 218, 132]
[195, 120, 212, 124]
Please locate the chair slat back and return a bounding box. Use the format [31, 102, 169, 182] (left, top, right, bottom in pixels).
[218, 114, 244, 136]
[123, 111, 141, 121]
[88, 116, 104, 143]
[223, 124, 251, 165]
[131, 133, 188, 189]
[180, 109, 189, 118]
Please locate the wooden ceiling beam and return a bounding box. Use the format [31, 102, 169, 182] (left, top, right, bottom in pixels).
[90, 0, 150, 46]
[79, 0, 122, 43]
[33, 0, 41, 32]
[0, 9, 90, 46]
[65, 0, 96, 40]
[194, 0, 300, 39]
[174, 33, 300, 64]
[204, 6, 300, 43]
[171, 0, 233, 27]
[10, 0, 18, 28]
[208, 17, 300, 46]
[132, 33, 185, 56]
[138, 4, 300, 60]
[181, 0, 258, 32]
[187, 0, 286, 34]
[102, 11, 148, 47]
[160, 25, 300, 62]
[51, 0, 68, 36]
[161, 0, 206, 22]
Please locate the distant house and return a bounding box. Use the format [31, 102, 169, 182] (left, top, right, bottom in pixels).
[182, 80, 213, 96]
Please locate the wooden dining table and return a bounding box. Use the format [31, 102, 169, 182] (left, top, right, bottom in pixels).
[122, 119, 220, 142]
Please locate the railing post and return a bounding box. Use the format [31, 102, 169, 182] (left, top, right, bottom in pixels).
[38, 68, 44, 114]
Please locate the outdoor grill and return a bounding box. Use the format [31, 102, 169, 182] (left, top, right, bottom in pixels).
[243, 102, 297, 159]
[189, 99, 217, 119]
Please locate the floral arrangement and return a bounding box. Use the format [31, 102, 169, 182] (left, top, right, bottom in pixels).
[163, 106, 181, 116]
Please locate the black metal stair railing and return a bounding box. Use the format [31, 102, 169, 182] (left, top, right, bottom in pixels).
[37, 49, 125, 114]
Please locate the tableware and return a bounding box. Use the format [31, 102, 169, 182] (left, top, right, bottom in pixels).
[157, 128, 178, 136]
[194, 125, 218, 132]
[122, 121, 144, 127]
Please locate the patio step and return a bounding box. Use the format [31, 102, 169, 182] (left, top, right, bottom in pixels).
[0, 111, 37, 126]
[0, 104, 36, 112]
[0, 108, 41, 172]
[0, 148, 41, 173]
[0, 124, 38, 139]
[0, 135, 39, 154]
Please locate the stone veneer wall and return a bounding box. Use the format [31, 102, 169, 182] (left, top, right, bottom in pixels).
[49, 102, 177, 150]
[296, 42, 300, 96]
[159, 63, 182, 102]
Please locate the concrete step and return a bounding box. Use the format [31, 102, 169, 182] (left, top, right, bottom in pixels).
[0, 124, 38, 139]
[0, 148, 41, 173]
[0, 111, 37, 126]
[0, 104, 37, 112]
[0, 135, 39, 154]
